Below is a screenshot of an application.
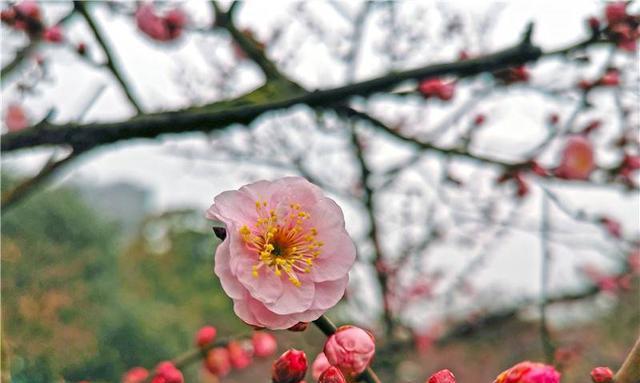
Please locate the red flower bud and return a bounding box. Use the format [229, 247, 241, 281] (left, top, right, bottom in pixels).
[252, 331, 278, 357]
[151, 361, 183, 383]
[590, 367, 614, 383]
[204, 347, 231, 377]
[195, 326, 217, 348]
[122, 367, 149, 383]
[272, 349, 308, 383]
[427, 369, 456, 383]
[473, 114, 486, 126]
[319, 366, 346, 383]
[228, 341, 252, 369]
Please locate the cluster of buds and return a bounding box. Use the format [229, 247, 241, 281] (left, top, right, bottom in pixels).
[577, 68, 621, 91]
[135, 3, 187, 42]
[1, 1, 64, 43]
[273, 326, 375, 383]
[418, 78, 456, 101]
[200, 326, 278, 377]
[122, 325, 277, 382]
[151, 361, 184, 383]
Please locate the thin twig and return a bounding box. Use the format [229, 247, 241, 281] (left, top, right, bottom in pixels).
[74, 1, 143, 114]
[539, 193, 556, 363]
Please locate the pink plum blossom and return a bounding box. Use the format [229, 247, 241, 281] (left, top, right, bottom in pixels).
[555, 135, 595, 180]
[312, 352, 331, 380]
[323, 325, 375, 377]
[4, 104, 28, 132]
[135, 3, 186, 42]
[494, 361, 561, 383]
[206, 177, 356, 329]
[251, 331, 277, 357]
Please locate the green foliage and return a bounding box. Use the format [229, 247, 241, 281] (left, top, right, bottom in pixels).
[1, 176, 243, 382]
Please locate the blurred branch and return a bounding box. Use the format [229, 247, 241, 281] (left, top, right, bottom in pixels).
[539, 194, 556, 363]
[614, 336, 640, 383]
[2, 22, 547, 152]
[74, 1, 144, 114]
[211, 1, 288, 81]
[1, 149, 84, 213]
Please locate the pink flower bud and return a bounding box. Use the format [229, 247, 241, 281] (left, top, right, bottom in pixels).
[195, 326, 217, 348]
[43, 25, 63, 43]
[122, 367, 149, 383]
[548, 113, 560, 125]
[494, 361, 561, 383]
[323, 326, 375, 377]
[590, 367, 614, 383]
[272, 349, 308, 383]
[151, 361, 183, 383]
[4, 104, 28, 132]
[418, 78, 455, 101]
[605, 2, 627, 25]
[319, 366, 346, 383]
[427, 369, 456, 383]
[599, 69, 620, 86]
[312, 352, 331, 380]
[252, 331, 278, 357]
[227, 341, 252, 369]
[555, 135, 595, 180]
[473, 114, 486, 126]
[204, 347, 231, 377]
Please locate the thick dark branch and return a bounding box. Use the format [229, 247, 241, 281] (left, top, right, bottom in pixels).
[1, 35, 545, 152]
[74, 1, 143, 114]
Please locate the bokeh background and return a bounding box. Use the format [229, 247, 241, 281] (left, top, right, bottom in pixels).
[1, 1, 639, 382]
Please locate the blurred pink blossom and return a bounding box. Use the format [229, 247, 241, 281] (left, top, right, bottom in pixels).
[555, 135, 595, 180]
[251, 331, 277, 357]
[4, 104, 28, 132]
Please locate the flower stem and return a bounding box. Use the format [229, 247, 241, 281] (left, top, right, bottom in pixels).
[614, 335, 640, 383]
[313, 315, 382, 383]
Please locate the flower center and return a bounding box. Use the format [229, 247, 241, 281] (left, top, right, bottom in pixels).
[239, 200, 323, 287]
